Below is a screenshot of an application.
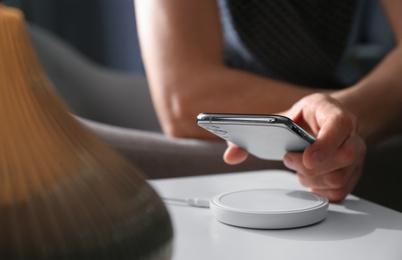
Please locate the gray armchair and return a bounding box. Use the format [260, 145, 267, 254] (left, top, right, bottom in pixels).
[29, 24, 285, 179]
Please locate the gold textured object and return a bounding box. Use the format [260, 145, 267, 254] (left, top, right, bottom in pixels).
[0, 4, 173, 259]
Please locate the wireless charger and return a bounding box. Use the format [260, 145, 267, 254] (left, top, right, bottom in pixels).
[210, 189, 329, 229]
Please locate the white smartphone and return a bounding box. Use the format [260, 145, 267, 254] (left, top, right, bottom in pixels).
[196, 113, 316, 161]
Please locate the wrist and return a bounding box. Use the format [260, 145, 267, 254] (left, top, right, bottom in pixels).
[330, 86, 401, 146]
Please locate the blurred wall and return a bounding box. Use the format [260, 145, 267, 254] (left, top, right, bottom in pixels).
[5, 0, 145, 75]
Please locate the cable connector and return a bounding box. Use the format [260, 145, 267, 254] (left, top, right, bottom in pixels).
[185, 198, 210, 208]
[162, 197, 210, 208]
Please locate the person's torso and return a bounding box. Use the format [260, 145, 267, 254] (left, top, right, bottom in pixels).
[218, 0, 359, 89]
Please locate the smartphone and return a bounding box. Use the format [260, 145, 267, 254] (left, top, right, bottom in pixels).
[196, 113, 316, 161]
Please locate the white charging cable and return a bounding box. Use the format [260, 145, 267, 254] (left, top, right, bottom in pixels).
[162, 197, 210, 208]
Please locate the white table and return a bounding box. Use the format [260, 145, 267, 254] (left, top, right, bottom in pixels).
[149, 170, 402, 260]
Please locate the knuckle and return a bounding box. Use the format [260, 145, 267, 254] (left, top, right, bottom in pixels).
[312, 92, 329, 101]
[325, 171, 348, 189]
[302, 170, 315, 177]
[333, 111, 354, 133]
[296, 172, 310, 188]
[339, 144, 358, 166]
[350, 113, 359, 129]
[338, 135, 366, 166]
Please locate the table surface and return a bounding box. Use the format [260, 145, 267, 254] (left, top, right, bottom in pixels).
[149, 170, 402, 260]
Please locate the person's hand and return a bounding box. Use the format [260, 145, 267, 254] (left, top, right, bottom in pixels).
[224, 93, 367, 202]
[223, 141, 249, 165]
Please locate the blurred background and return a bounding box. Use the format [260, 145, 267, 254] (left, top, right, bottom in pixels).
[3, 0, 160, 131]
[4, 0, 145, 75]
[4, 0, 396, 78]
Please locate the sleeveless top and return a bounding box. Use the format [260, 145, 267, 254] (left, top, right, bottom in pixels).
[218, 0, 359, 89]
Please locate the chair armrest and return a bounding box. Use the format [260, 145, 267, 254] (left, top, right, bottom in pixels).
[29, 23, 160, 131]
[76, 117, 286, 179]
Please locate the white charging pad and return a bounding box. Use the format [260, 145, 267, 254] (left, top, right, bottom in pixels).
[210, 189, 329, 229]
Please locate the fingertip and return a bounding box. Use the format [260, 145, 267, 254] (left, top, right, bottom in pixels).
[311, 188, 347, 203]
[283, 154, 296, 170]
[223, 146, 248, 165]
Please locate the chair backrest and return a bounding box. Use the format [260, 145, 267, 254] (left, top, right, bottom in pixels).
[29, 24, 161, 132]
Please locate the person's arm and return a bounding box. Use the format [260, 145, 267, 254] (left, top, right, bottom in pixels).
[225, 0, 402, 202]
[134, 0, 316, 138]
[330, 0, 402, 145]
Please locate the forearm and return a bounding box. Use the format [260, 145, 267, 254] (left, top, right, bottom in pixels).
[161, 66, 317, 138]
[331, 44, 402, 145]
[135, 0, 316, 138]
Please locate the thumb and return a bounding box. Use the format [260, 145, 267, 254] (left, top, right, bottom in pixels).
[223, 142, 248, 165]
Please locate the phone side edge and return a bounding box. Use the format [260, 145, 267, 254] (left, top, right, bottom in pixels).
[196, 113, 212, 125]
